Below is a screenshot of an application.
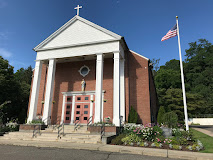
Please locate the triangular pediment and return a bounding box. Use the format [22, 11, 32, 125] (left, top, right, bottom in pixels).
[34, 16, 122, 51]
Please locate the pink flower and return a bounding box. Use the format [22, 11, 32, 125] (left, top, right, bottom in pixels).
[164, 141, 166, 143]
[154, 133, 156, 135]
[133, 130, 137, 132]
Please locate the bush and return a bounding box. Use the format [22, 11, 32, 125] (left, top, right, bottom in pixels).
[121, 133, 141, 144]
[111, 134, 126, 145]
[157, 106, 165, 124]
[163, 111, 178, 128]
[30, 120, 44, 125]
[153, 125, 163, 135]
[128, 106, 138, 123]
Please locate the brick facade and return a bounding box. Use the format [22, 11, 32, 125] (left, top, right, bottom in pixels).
[28, 51, 158, 125]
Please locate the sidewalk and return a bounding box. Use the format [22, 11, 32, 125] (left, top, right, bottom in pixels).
[193, 128, 213, 137]
[0, 139, 212, 160]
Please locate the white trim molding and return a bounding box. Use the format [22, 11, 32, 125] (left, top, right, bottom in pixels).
[78, 65, 90, 77]
[130, 50, 149, 61]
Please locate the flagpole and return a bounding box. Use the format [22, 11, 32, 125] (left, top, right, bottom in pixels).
[176, 16, 189, 131]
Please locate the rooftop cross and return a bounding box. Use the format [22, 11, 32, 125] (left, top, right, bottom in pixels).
[74, 5, 82, 16]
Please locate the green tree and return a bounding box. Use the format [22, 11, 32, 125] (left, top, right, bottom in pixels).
[185, 39, 213, 113]
[0, 56, 33, 124]
[128, 106, 138, 123]
[154, 39, 212, 119]
[157, 106, 165, 125]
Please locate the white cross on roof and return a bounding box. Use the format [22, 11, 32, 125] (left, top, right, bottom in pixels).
[74, 5, 82, 16]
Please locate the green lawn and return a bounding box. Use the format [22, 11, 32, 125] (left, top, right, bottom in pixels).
[191, 128, 213, 153]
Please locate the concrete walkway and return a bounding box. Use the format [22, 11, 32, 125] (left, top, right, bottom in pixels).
[191, 126, 213, 137]
[0, 139, 212, 160]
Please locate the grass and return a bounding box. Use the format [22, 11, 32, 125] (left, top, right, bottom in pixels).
[191, 128, 213, 153]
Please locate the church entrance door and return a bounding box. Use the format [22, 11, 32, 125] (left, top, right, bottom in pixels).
[74, 95, 90, 124]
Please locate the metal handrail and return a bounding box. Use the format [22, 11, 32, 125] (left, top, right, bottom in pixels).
[74, 116, 81, 131]
[33, 116, 51, 138]
[32, 125, 41, 138]
[101, 123, 105, 139]
[57, 121, 64, 138]
[52, 116, 61, 130]
[42, 116, 51, 125]
[87, 116, 93, 130]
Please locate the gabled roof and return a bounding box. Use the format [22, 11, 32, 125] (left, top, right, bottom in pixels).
[34, 15, 123, 51]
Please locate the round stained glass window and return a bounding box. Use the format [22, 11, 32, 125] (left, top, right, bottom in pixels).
[79, 65, 90, 77]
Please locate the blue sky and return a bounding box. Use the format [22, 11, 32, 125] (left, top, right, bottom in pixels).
[0, 0, 213, 71]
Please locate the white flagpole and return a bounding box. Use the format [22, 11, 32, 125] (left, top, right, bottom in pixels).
[176, 16, 189, 131]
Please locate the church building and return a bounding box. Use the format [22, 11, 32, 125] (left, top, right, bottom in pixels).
[27, 13, 158, 126]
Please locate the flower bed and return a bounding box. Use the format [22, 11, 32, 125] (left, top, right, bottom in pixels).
[110, 123, 204, 152]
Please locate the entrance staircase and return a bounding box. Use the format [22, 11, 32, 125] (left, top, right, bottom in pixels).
[0, 125, 101, 144]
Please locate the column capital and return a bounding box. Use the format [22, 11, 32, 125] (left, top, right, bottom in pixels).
[113, 51, 120, 59]
[96, 54, 104, 61]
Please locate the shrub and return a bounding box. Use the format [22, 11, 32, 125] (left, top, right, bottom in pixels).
[181, 129, 195, 141]
[163, 111, 178, 128]
[172, 128, 182, 137]
[30, 120, 44, 125]
[151, 143, 156, 147]
[156, 135, 165, 143]
[153, 125, 163, 135]
[173, 145, 182, 150]
[111, 134, 126, 145]
[128, 106, 138, 123]
[154, 142, 162, 148]
[157, 106, 165, 124]
[121, 133, 141, 144]
[123, 123, 142, 134]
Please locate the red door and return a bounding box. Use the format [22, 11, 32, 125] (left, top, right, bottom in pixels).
[74, 95, 90, 124]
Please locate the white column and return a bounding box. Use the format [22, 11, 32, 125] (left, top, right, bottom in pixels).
[94, 54, 103, 123]
[42, 59, 56, 124]
[60, 95, 66, 124]
[27, 60, 43, 123]
[102, 93, 104, 121]
[120, 58, 125, 124]
[70, 95, 76, 124]
[90, 95, 94, 119]
[113, 51, 120, 126]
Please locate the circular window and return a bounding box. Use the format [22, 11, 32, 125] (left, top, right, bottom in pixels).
[79, 65, 90, 77]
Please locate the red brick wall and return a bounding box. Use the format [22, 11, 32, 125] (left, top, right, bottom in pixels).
[28, 51, 155, 125]
[125, 51, 130, 122]
[51, 58, 113, 123]
[128, 51, 151, 125]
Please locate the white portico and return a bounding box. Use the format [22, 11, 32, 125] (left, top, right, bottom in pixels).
[27, 14, 127, 126]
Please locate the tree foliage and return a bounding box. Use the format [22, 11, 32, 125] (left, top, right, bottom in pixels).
[157, 106, 165, 124]
[0, 56, 32, 124]
[155, 39, 213, 120]
[128, 106, 138, 123]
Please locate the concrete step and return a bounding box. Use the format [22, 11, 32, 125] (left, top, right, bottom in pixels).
[64, 134, 101, 138]
[59, 138, 100, 144]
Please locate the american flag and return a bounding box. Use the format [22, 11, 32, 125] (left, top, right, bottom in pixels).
[161, 24, 177, 41]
